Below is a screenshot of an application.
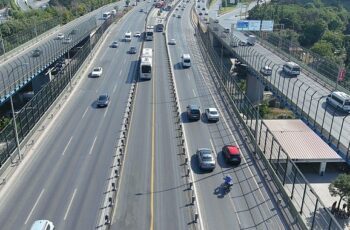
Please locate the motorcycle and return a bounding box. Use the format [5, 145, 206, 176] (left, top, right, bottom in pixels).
[222, 182, 232, 194]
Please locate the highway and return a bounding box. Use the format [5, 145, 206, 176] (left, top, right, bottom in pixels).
[206, 18, 350, 155]
[111, 8, 191, 230]
[0, 1, 129, 102]
[167, 2, 289, 229]
[0, 3, 149, 229]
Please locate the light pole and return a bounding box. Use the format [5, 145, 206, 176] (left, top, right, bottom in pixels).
[7, 62, 29, 162]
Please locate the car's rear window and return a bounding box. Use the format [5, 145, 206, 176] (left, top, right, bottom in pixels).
[191, 109, 200, 114]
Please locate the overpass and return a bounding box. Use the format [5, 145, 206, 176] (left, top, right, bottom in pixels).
[202, 18, 350, 164]
[0, 2, 124, 104]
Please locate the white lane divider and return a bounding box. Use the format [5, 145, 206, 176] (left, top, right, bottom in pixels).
[24, 189, 45, 224]
[62, 136, 73, 156]
[113, 84, 118, 93]
[192, 89, 196, 97]
[103, 107, 109, 118]
[64, 188, 77, 220]
[89, 136, 98, 155]
[82, 107, 89, 119]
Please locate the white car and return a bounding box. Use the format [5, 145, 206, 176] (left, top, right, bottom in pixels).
[260, 66, 272, 76]
[134, 32, 141, 37]
[168, 38, 176, 45]
[57, 33, 64, 40]
[205, 108, 219, 121]
[62, 37, 72, 44]
[91, 67, 103, 77]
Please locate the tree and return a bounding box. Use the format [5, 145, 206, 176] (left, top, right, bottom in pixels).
[311, 40, 334, 58]
[125, 0, 130, 6]
[329, 173, 350, 209]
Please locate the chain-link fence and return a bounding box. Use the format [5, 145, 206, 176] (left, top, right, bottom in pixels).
[0, 11, 125, 167]
[194, 13, 343, 230]
[0, 16, 97, 102]
[0, 16, 60, 56]
[205, 18, 350, 163]
[251, 31, 350, 94]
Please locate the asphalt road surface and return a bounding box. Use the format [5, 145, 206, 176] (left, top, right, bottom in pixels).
[0, 1, 132, 102]
[0, 4, 148, 229]
[167, 2, 289, 229]
[111, 7, 192, 230]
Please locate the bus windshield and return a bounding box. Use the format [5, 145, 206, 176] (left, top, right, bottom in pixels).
[142, 65, 152, 73]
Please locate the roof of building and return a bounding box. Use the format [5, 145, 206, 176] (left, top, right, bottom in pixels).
[262, 120, 343, 162]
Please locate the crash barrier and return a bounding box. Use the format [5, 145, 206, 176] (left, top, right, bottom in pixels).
[194, 9, 342, 230]
[0, 10, 129, 172]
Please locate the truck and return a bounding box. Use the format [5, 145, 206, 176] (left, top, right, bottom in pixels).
[247, 35, 256, 46]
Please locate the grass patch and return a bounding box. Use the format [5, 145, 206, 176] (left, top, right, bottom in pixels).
[218, 3, 236, 15]
[209, 0, 217, 9]
[264, 107, 295, 119]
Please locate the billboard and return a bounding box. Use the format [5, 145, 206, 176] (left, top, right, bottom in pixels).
[236, 20, 274, 31]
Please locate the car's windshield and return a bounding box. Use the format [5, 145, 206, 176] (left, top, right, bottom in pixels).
[202, 154, 212, 161]
[209, 111, 217, 115]
[94, 68, 100, 71]
[99, 95, 107, 100]
[191, 109, 199, 114]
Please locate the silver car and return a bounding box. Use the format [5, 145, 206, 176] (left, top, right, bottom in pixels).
[197, 148, 216, 171]
[205, 108, 219, 121]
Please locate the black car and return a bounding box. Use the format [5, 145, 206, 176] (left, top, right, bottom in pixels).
[32, 49, 42, 57]
[186, 104, 200, 121]
[129, 46, 137, 54]
[97, 94, 110, 108]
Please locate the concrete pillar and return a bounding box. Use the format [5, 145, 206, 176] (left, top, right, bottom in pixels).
[246, 74, 264, 105]
[286, 160, 293, 177]
[319, 161, 327, 176]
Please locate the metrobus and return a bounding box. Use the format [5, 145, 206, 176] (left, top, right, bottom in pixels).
[140, 48, 153, 80]
[145, 26, 154, 41]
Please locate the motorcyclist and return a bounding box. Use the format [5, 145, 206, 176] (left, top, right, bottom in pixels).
[223, 175, 233, 190]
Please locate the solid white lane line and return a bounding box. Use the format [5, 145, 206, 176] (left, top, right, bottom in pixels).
[113, 84, 118, 93]
[62, 136, 73, 156]
[64, 188, 77, 220]
[89, 136, 97, 155]
[82, 107, 88, 119]
[103, 107, 109, 118]
[119, 69, 122, 75]
[187, 75, 190, 80]
[192, 89, 196, 97]
[24, 189, 45, 224]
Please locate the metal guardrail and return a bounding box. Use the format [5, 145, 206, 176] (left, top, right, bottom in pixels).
[0, 11, 124, 172]
[194, 10, 343, 230]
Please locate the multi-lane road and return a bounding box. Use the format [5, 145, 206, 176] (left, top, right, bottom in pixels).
[0, 1, 306, 229]
[167, 2, 290, 229]
[0, 2, 152, 229]
[0, 1, 125, 101]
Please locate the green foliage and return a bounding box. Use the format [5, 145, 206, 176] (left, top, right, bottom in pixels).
[248, 0, 350, 68]
[259, 101, 270, 118]
[222, 0, 227, 7]
[0, 116, 10, 131]
[329, 173, 350, 206]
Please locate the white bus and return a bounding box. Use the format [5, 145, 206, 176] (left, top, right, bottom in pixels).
[145, 27, 154, 41]
[142, 48, 153, 58]
[140, 48, 153, 80]
[124, 31, 132, 42]
[140, 57, 152, 80]
[102, 12, 111, 19]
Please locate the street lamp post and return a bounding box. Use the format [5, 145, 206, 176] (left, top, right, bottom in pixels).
[7, 62, 29, 162]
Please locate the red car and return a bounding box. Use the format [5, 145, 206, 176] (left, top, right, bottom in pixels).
[222, 145, 241, 165]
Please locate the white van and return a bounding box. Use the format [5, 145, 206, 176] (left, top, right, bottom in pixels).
[326, 91, 350, 112]
[182, 54, 191, 68]
[30, 220, 55, 230]
[282, 61, 300, 76]
[124, 32, 132, 42]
